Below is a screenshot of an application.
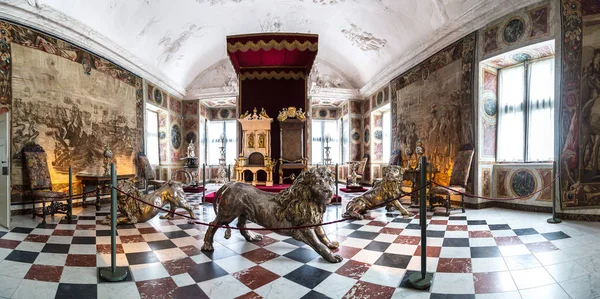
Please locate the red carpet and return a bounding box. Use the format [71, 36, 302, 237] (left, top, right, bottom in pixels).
[183, 186, 204, 193]
[340, 187, 368, 193]
[204, 191, 342, 204]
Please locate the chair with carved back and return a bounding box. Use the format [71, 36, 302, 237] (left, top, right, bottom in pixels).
[429, 144, 475, 215]
[347, 156, 368, 186]
[22, 143, 70, 224]
[137, 152, 166, 192]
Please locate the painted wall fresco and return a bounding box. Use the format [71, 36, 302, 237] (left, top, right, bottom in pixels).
[208, 107, 236, 120]
[147, 82, 168, 110]
[492, 164, 553, 204]
[481, 67, 498, 160]
[560, 0, 600, 209]
[391, 33, 475, 185]
[480, 1, 553, 59]
[311, 107, 339, 120]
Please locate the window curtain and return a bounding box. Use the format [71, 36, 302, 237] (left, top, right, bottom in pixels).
[145, 110, 159, 165]
[382, 110, 391, 163]
[497, 65, 525, 162]
[527, 58, 554, 162]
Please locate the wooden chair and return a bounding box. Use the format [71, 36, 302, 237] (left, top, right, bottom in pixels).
[22, 143, 70, 224]
[429, 145, 474, 215]
[138, 153, 166, 192]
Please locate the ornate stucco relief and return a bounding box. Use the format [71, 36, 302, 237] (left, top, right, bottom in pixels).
[342, 24, 387, 52]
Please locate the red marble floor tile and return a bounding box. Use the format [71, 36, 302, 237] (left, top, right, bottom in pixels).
[436, 258, 472, 273]
[120, 235, 146, 243]
[24, 264, 63, 282]
[52, 229, 75, 236]
[136, 277, 178, 299]
[447, 225, 468, 231]
[97, 244, 125, 254]
[179, 245, 203, 257]
[252, 236, 278, 247]
[334, 246, 362, 259]
[335, 260, 371, 279]
[394, 236, 421, 245]
[65, 254, 96, 267]
[367, 221, 388, 227]
[343, 280, 395, 299]
[379, 227, 403, 235]
[525, 241, 559, 254]
[0, 239, 21, 249]
[24, 234, 50, 243]
[241, 248, 280, 264]
[473, 271, 516, 294]
[138, 227, 161, 234]
[76, 225, 96, 230]
[413, 215, 432, 220]
[430, 220, 448, 225]
[469, 231, 493, 238]
[235, 291, 262, 299]
[414, 246, 442, 257]
[495, 236, 523, 246]
[363, 215, 376, 220]
[162, 257, 197, 276]
[233, 265, 280, 289]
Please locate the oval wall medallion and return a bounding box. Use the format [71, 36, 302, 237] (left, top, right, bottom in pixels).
[318, 109, 328, 118]
[364, 129, 370, 143]
[512, 52, 532, 63]
[159, 131, 166, 139]
[352, 131, 360, 142]
[503, 18, 524, 44]
[171, 124, 182, 149]
[154, 89, 163, 105]
[374, 130, 383, 140]
[484, 98, 497, 117]
[219, 109, 230, 119]
[81, 57, 92, 75]
[376, 91, 384, 105]
[511, 170, 536, 197]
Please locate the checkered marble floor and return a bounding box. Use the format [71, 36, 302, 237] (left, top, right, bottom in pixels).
[1, 190, 600, 298]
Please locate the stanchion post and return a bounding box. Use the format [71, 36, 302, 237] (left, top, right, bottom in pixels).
[65, 165, 77, 222]
[100, 163, 128, 282]
[202, 164, 206, 203]
[408, 156, 433, 290]
[228, 164, 231, 181]
[547, 160, 562, 224]
[335, 163, 339, 201]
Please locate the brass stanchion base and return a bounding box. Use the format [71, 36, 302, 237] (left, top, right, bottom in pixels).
[407, 272, 433, 290]
[547, 217, 562, 224]
[100, 267, 128, 282]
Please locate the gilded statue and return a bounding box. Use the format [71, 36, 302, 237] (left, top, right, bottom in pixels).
[103, 180, 195, 224]
[247, 133, 255, 148]
[258, 133, 265, 148]
[277, 106, 306, 122]
[202, 167, 342, 263]
[259, 108, 269, 119]
[343, 165, 413, 219]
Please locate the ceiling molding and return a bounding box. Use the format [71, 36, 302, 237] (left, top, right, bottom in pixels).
[0, 0, 185, 98]
[184, 87, 238, 101]
[308, 87, 360, 100]
[359, 0, 544, 98]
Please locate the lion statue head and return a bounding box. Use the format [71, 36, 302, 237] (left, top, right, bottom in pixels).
[273, 167, 334, 226]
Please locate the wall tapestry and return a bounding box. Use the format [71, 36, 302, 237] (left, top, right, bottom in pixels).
[560, 0, 600, 209]
[390, 33, 475, 185]
[11, 43, 139, 188]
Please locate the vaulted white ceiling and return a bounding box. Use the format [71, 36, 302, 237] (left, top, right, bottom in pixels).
[1, 0, 541, 98]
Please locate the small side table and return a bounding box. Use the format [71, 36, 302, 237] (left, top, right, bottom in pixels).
[77, 174, 135, 211]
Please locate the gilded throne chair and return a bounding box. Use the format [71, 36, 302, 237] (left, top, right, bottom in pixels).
[429, 145, 474, 215]
[22, 143, 71, 224]
[277, 107, 308, 184]
[138, 153, 166, 192]
[234, 108, 274, 186]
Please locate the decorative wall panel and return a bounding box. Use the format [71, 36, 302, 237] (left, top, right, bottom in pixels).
[311, 107, 339, 120]
[208, 107, 236, 120]
[492, 164, 553, 204]
[391, 33, 475, 185]
[560, 0, 600, 209]
[11, 43, 140, 194]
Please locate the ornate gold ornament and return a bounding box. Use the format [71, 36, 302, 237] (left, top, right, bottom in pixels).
[103, 180, 195, 225]
[227, 39, 318, 53]
[277, 106, 306, 122]
[343, 165, 413, 219]
[201, 167, 342, 263]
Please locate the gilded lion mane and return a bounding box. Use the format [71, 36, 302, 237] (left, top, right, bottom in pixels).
[116, 180, 142, 216]
[271, 169, 329, 226]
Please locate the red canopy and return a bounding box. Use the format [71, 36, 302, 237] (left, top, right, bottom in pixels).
[227, 33, 318, 80]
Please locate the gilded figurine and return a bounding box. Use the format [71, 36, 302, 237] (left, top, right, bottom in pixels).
[259, 108, 269, 119]
[247, 133, 255, 148]
[343, 165, 413, 219]
[202, 167, 342, 263]
[103, 180, 195, 224]
[258, 133, 265, 148]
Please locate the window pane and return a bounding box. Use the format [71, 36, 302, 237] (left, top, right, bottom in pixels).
[324, 120, 339, 164]
[225, 120, 237, 165]
[207, 121, 223, 165]
[145, 110, 159, 165]
[311, 120, 323, 164]
[527, 58, 554, 162]
[382, 110, 391, 163]
[497, 65, 525, 162]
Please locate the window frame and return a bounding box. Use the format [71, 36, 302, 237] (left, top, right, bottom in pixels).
[207, 120, 237, 166]
[145, 108, 160, 165]
[496, 56, 554, 163]
[311, 119, 340, 165]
